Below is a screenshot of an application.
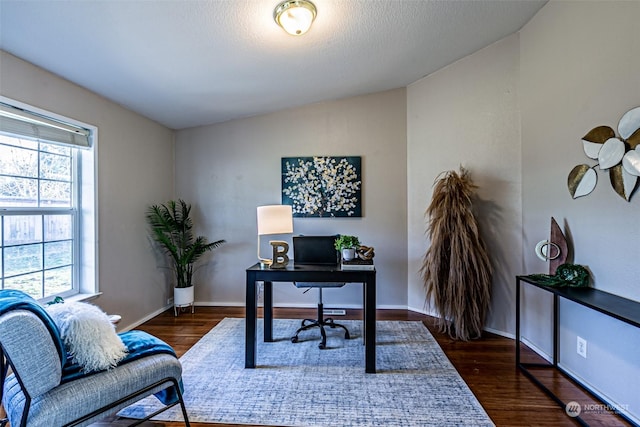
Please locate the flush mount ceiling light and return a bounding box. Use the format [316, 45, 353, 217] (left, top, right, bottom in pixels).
[273, 0, 317, 36]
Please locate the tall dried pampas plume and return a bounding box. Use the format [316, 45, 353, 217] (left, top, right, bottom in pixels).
[420, 167, 492, 341]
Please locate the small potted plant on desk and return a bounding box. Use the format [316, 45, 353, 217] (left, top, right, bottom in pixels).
[146, 199, 225, 316]
[334, 235, 360, 261]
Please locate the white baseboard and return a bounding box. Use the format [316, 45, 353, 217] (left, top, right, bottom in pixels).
[196, 301, 245, 307]
[196, 301, 409, 310]
[520, 337, 552, 362]
[407, 305, 438, 317]
[127, 302, 518, 343]
[484, 326, 514, 340]
[408, 306, 515, 340]
[119, 304, 173, 332]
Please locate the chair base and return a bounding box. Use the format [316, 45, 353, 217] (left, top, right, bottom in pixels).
[291, 317, 350, 349]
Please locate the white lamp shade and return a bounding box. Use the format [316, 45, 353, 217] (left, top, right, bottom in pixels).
[257, 205, 293, 235]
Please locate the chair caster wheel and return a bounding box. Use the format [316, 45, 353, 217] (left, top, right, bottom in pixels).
[318, 342, 326, 349]
[291, 336, 298, 343]
[345, 332, 351, 340]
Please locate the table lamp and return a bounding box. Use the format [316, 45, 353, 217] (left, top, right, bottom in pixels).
[257, 205, 293, 268]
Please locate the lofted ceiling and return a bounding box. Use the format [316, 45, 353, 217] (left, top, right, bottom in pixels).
[0, 0, 546, 130]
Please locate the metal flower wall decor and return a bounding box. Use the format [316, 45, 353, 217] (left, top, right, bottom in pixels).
[568, 106, 640, 201]
[281, 156, 362, 217]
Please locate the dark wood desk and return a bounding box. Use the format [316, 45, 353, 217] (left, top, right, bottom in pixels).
[245, 263, 377, 373]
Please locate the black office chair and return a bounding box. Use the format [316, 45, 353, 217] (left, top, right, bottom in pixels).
[290, 235, 350, 349]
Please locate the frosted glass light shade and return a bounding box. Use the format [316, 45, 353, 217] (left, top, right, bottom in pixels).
[274, 0, 317, 36]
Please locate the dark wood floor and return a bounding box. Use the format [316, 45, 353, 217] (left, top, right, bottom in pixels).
[112, 306, 631, 427]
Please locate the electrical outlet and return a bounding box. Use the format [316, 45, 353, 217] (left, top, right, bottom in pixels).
[167, 297, 174, 306]
[577, 336, 587, 358]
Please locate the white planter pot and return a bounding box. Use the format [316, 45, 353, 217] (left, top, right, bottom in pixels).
[341, 248, 356, 261]
[174, 286, 194, 316]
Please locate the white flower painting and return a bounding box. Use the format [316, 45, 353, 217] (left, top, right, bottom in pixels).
[281, 156, 362, 217]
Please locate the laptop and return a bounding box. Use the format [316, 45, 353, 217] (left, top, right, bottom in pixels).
[293, 235, 339, 265]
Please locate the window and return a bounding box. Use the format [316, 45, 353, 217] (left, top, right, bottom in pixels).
[0, 98, 97, 302]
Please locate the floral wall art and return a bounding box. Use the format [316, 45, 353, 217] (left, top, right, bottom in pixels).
[569, 106, 640, 201]
[281, 156, 362, 217]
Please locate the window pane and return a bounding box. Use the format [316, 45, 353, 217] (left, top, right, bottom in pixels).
[40, 142, 70, 156]
[45, 240, 72, 269]
[44, 215, 73, 241]
[40, 180, 71, 207]
[0, 176, 38, 207]
[4, 243, 42, 276]
[0, 134, 38, 149]
[44, 266, 72, 297]
[40, 152, 71, 181]
[3, 215, 42, 245]
[0, 144, 38, 177]
[0, 101, 95, 301]
[4, 272, 42, 299]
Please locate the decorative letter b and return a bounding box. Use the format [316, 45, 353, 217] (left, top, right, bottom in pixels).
[269, 241, 289, 269]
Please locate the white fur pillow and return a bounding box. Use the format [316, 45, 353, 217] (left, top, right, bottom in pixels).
[46, 301, 127, 372]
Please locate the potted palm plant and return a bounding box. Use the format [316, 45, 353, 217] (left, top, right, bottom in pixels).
[146, 199, 224, 314]
[334, 235, 360, 261]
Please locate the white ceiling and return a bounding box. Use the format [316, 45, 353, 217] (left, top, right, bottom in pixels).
[0, 0, 546, 130]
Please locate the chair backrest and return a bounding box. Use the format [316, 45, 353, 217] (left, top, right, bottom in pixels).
[293, 235, 339, 265]
[0, 310, 63, 399]
[0, 290, 65, 401]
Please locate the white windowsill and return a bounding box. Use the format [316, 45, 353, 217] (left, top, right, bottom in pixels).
[61, 292, 102, 303]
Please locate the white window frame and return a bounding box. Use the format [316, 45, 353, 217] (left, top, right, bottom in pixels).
[0, 96, 98, 302]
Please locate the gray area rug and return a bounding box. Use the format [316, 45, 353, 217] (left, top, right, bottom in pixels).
[119, 318, 494, 426]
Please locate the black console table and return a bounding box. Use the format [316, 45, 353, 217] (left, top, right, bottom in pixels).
[246, 263, 377, 373]
[516, 275, 640, 426]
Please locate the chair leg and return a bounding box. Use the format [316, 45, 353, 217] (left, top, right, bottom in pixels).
[290, 288, 350, 348]
[301, 318, 316, 327]
[290, 312, 350, 348]
[176, 383, 191, 427]
[325, 317, 350, 340]
[318, 323, 327, 349]
[291, 320, 320, 343]
[61, 378, 190, 427]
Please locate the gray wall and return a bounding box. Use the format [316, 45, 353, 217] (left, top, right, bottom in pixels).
[406, 1, 639, 420]
[0, 51, 176, 330]
[520, 1, 639, 421]
[3, 0, 638, 419]
[406, 34, 522, 336]
[174, 89, 408, 309]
